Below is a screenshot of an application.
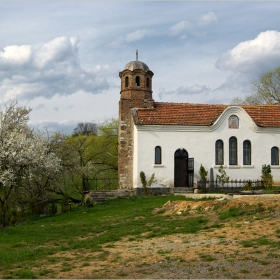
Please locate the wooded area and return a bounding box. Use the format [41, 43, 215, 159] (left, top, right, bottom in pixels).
[0, 100, 118, 228]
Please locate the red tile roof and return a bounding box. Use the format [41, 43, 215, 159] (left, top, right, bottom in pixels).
[134, 102, 280, 128]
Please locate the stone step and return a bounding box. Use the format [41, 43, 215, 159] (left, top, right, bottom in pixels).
[174, 187, 194, 194]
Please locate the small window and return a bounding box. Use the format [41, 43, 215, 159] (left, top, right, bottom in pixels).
[228, 115, 239, 129]
[125, 76, 129, 87]
[271, 147, 279, 165]
[136, 76, 140, 87]
[155, 146, 162, 164]
[146, 78, 150, 88]
[243, 140, 251, 165]
[215, 140, 224, 165]
[229, 137, 237, 165]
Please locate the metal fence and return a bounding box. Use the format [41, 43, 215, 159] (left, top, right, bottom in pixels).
[197, 179, 264, 194]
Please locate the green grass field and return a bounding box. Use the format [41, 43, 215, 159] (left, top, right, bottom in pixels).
[0, 195, 212, 279]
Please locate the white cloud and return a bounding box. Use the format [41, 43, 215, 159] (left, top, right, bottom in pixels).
[169, 12, 217, 37]
[125, 29, 150, 43]
[0, 36, 110, 101]
[28, 89, 119, 134]
[170, 20, 192, 36]
[110, 29, 152, 47]
[216, 30, 280, 75]
[215, 30, 280, 93]
[33, 36, 78, 69]
[0, 45, 32, 65]
[198, 12, 217, 26]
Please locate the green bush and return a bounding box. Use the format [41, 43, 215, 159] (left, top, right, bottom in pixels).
[216, 165, 229, 187]
[140, 171, 155, 195]
[261, 164, 274, 188]
[199, 164, 208, 182]
[243, 180, 253, 191]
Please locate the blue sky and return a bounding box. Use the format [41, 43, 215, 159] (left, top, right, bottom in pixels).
[1, 1, 280, 134]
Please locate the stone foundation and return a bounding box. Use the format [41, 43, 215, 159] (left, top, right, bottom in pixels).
[134, 187, 173, 196]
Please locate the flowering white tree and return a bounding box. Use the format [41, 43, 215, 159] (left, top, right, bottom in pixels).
[0, 100, 61, 227]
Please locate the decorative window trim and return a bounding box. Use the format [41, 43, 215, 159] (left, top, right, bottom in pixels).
[228, 115, 239, 129]
[214, 165, 227, 168]
[153, 164, 165, 168]
[242, 165, 254, 168]
[228, 165, 241, 169]
[271, 166, 280, 169]
[214, 165, 253, 169]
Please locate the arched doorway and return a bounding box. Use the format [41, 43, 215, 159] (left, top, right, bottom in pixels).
[174, 149, 194, 187]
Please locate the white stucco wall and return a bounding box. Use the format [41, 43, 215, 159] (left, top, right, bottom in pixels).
[133, 106, 280, 187]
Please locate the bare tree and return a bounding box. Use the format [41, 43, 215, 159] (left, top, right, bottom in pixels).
[73, 122, 98, 136]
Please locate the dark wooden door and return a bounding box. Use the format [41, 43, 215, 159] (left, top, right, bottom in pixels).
[174, 157, 187, 187]
[174, 149, 188, 187]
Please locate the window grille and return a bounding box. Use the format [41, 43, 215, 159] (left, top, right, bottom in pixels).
[215, 140, 224, 165]
[155, 146, 162, 164]
[229, 137, 237, 165]
[271, 147, 279, 165]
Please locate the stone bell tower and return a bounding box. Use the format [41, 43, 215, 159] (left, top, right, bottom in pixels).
[118, 51, 154, 189]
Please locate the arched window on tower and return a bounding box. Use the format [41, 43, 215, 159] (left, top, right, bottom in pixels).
[146, 77, 150, 88]
[136, 76, 140, 87]
[215, 140, 224, 165]
[155, 146, 162, 164]
[125, 76, 129, 87]
[271, 147, 279, 165]
[243, 140, 251, 165]
[229, 137, 237, 165]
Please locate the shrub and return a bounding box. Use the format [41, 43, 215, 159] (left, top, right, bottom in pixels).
[140, 171, 155, 195]
[216, 165, 229, 187]
[243, 180, 253, 191]
[199, 164, 208, 182]
[261, 164, 274, 188]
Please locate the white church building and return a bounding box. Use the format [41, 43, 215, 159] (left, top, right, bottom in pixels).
[118, 57, 280, 191]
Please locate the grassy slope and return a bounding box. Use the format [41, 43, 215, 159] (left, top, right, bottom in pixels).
[0, 195, 211, 278]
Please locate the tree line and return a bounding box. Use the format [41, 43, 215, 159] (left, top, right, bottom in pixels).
[0, 100, 118, 228]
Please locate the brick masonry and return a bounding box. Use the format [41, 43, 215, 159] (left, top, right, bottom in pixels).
[118, 67, 154, 189]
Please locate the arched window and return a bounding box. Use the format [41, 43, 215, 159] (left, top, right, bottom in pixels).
[228, 115, 239, 129]
[271, 147, 279, 165]
[243, 140, 251, 165]
[146, 78, 150, 88]
[136, 76, 140, 87]
[155, 146, 162, 164]
[215, 140, 224, 165]
[229, 137, 237, 165]
[125, 76, 129, 87]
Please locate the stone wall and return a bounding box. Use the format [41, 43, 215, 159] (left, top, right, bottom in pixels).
[134, 187, 173, 196]
[118, 67, 154, 189]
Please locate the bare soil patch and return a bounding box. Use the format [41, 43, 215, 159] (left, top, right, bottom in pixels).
[33, 195, 280, 278]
